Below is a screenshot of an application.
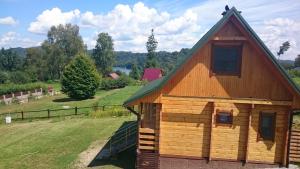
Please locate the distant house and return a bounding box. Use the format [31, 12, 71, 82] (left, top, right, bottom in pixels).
[108, 72, 120, 80]
[141, 68, 162, 82]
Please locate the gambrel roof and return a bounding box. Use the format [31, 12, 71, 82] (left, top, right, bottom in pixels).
[124, 7, 300, 106]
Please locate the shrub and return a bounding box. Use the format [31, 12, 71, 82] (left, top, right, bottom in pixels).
[0, 71, 9, 84]
[0, 82, 48, 95]
[9, 71, 33, 84]
[100, 75, 133, 90]
[288, 69, 300, 78]
[61, 53, 101, 99]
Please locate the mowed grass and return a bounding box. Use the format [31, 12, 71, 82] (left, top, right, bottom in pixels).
[293, 77, 300, 86]
[0, 116, 136, 169]
[0, 86, 141, 116]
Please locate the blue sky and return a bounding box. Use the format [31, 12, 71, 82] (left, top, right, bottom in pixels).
[0, 0, 300, 60]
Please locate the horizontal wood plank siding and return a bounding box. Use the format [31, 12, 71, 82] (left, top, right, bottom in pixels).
[247, 105, 289, 163]
[160, 96, 212, 157]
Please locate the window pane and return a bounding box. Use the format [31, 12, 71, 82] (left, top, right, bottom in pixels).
[216, 112, 232, 124]
[213, 45, 241, 74]
[259, 113, 275, 140]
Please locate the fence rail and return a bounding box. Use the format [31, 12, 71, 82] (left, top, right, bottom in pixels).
[0, 105, 131, 122]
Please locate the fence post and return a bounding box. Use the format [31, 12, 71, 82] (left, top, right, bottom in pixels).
[75, 107, 78, 115]
[102, 105, 105, 111]
[21, 111, 24, 120]
[47, 109, 50, 118]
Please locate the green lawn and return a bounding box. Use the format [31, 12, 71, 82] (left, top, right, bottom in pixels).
[0, 116, 136, 169]
[0, 86, 141, 118]
[0, 85, 141, 169]
[293, 77, 300, 86]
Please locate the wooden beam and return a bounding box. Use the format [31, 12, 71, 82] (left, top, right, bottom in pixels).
[282, 110, 291, 166]
[245, 104, 254, 163]
[208, 102, 215, 162]
[212, 36, 247, 41]
[162, 95, 293, 106]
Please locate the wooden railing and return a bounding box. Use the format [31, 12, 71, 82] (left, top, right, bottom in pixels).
[290, 129, 300, 162]
[139, 128, 157, 151]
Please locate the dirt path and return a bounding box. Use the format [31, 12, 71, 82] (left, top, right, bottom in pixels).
[72, 140, 107, 169]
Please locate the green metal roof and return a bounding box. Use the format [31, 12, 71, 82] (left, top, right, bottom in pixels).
[124, 7, 300, 106]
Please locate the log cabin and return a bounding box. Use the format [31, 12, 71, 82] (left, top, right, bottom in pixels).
[124, 7, 300, 169]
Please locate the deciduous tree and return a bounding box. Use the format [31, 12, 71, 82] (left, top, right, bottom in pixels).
[92, 33, 115, 76]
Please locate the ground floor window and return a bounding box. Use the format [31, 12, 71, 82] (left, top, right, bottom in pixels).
[258, 112, 276, 141]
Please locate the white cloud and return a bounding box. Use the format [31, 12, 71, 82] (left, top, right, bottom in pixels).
[258, 18, 300, 60]
[0, 31, 40, 48]
[80, 2, 201, 52]
[28, 7, 80, 34]
[22, 0, 300, 57]
[0, 16, 17, 25]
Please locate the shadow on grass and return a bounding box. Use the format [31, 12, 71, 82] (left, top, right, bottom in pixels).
[52, 96, 95, 103]
[88, 147, 136, 169]
[88, 121, 137, 169]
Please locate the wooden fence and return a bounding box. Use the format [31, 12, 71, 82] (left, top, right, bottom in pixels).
[0, 105, 131, 122]
[290, 129, 300, 163]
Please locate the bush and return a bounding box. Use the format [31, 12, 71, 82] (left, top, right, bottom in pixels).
[288, 69, 300, 78]
[0, 71, 9, 84]
[100, 75, 133, 90]
[61, 53, 101, 99]
[0, 82, 48, 95]
[9, 71, 33, 84]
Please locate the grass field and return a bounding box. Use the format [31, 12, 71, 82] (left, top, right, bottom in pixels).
[0, 86, 141, 118]
[0, 116, 136, 169]
[0, 85, 141, 169]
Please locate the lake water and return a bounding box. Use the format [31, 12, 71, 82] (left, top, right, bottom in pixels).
[113, 67, 131, 75]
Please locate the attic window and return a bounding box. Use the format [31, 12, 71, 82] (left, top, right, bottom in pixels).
[211, 44, 243, 76]
[258, 112, 276, 141]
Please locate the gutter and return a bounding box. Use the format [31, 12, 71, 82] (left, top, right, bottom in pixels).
[125, 106, 141, 120]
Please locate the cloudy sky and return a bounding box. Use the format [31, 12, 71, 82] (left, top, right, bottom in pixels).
[0, 0, 300, 60]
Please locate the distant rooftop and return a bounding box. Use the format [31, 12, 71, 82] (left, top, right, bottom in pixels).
[142, 68, 162, 82]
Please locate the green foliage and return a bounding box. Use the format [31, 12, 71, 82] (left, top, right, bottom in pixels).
[277, 41, 290, 60]
[0, 82, 48, 95]
[295, 55, 300, 67]
[100, 75, 133, 90]
[8, 71, 33, 84]
[288, 69, 300, 78]
[129, 63, 141, 80]
[92, 32, 115, 76]
[0, 48, 22, 71]
[145, 29, 158, 68]
[0, 71, 9, 84]
[61, 53, 101, 99]
[42, 24, 85, 80]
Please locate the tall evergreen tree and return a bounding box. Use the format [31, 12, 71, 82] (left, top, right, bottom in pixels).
[129, 63, 141, 80]
[92, 32, 115, 76]
[145, 29, 158, 68]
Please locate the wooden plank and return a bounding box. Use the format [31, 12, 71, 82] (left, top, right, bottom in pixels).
[208, 102, 215, 161]
[245, 104, 253, 163]
[139, 146, 156, 150]
[140, 135, 155, 139]
[212, 36, 247, 41]
[139, 140, 156, 145]
[162, 95, 292, 106]
[139, 128, 155, 134]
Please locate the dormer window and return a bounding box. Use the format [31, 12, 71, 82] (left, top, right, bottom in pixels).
[211, 43, 243, 76]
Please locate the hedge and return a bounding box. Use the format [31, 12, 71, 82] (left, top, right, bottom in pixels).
[0, 82, 48, 95]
